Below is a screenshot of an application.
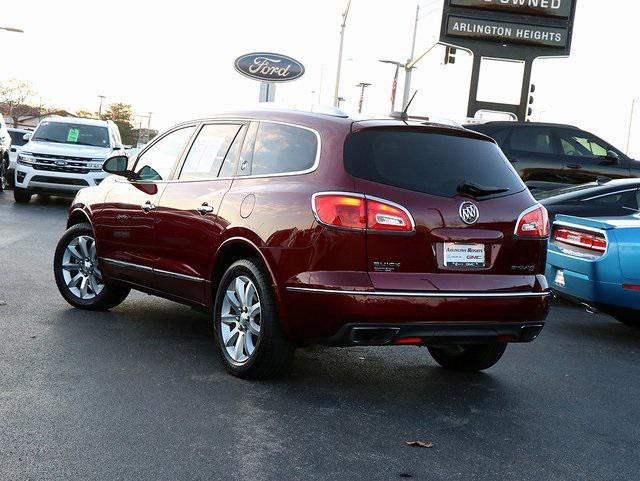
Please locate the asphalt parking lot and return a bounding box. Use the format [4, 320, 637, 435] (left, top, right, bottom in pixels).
[1, 192, 639, 481]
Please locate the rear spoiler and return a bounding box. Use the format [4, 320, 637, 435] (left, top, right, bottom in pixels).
[554, 214, 629, 232]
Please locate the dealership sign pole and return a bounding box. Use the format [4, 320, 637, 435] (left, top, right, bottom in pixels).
[235, 52, 306, 103]
[440, 0, 578, 120]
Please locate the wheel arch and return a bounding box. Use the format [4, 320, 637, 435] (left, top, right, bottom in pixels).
[67, 206, 93, 229]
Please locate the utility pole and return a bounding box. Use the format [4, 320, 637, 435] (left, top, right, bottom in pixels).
[627, 98, 638, 155]
[333, 0, 352, 107]
[97, 95, 106, 117]
[148, 112, 153, 130]
[356, 82, 372, 114]
[402, 4, 420, 110]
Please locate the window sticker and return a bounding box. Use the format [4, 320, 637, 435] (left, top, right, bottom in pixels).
[67, 128, 80, 143]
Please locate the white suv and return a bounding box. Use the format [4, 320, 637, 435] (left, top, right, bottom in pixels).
[14, 117, 125, 203]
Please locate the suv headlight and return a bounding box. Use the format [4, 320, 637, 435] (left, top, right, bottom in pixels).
[17, 153, 35, 164]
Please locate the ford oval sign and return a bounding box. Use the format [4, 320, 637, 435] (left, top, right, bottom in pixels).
[234, 52, 305, 83]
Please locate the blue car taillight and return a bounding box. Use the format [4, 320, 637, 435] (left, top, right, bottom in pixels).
[553, 227, 607, 259]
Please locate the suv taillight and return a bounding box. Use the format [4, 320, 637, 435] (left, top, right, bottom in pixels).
[313, 193, 414, 232]
[515, 205, 549, 238]
[553, 227, 607, 256]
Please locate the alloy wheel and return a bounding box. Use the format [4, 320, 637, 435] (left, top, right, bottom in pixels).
[220, 275, 262, 364]
[60, 235, 104, 300]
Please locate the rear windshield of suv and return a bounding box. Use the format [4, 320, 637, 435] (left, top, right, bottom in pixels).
[344, 129, 525, 198]
[33, 121, 110, 148]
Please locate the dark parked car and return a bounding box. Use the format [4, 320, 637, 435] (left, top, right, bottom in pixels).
[466, 122, 639, 192]
[537, 179, 640, 221]
[53, 108, 551, 378]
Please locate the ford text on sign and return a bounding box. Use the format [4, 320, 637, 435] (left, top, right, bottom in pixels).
[234, 53, 305, 83]
[447, 16, 568, 48]
[449, 0, 572, 18]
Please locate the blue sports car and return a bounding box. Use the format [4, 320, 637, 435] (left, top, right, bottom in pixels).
[546, 213, 640, 327]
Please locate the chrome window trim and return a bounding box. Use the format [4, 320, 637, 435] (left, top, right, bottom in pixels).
[286, 286, 550, 298]
[117, 119, 322, 184]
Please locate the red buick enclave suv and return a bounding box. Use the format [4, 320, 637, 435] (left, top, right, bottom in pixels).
[53, 107, 550, 378]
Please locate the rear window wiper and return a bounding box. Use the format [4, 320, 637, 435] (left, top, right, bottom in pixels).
[457, 181, 510, 198]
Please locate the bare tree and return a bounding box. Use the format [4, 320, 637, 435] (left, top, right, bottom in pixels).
[0, 79, 36, 126]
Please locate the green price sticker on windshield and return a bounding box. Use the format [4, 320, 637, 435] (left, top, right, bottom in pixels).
[67, 128, 80, 143]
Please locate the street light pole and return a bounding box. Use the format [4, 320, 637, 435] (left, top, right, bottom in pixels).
[333, 0, 352, 108]
[97, 95, 106, 117]
[402, 4, 420, 110]
[356, 82, 372, 114]
[627, 98, 638, 155]
[0, 26, 24, 33]
[148, 112, 153, 130]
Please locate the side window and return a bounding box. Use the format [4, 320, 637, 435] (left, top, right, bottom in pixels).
[134, 127, 195, 181]
[179, 124, 243, 181]
[250, 123, 318, 176]
[584, 192, 625, 206]
[508, 127, 554, 154]
[558, 129, 609, 158]
[623, 190, 640, 213]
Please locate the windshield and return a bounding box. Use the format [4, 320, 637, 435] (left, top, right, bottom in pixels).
[344, 129, 525, 198]
[534, 183, 599, 200]
[33, 121, 110, 148]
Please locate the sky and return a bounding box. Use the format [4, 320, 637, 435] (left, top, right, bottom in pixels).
[3, 0, 640, 156]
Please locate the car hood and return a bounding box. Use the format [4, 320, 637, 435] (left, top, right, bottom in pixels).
[23, 140, 112, 159]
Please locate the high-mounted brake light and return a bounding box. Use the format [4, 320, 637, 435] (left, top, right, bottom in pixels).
[515, 205, 549, 238]
[553, 228, 607, 255]
[313, 193, 414, 232]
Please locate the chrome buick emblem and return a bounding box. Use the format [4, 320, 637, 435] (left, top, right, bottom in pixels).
[459, 201, 480, 225]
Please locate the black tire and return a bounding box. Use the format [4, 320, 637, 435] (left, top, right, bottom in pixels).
[0, 158, 7, 192]
[213, 258, 294, 379]
[54, 222, 130, 311]
[14, 187, 32, 203]
[428, 343, 508, 372]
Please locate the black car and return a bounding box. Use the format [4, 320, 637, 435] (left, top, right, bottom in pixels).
[466, 122, 640, 192]
[536, 178, 640, 221]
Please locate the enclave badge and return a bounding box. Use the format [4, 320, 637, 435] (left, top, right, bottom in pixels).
[459, 201, 480, 225]
[234, 52, 305, 83]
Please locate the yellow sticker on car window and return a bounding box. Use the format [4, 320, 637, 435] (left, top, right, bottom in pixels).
[67, 128, 80, 142]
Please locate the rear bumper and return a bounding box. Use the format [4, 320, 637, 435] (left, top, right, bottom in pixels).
[323, 322, 545, 347]
[282, 286, 551, 340]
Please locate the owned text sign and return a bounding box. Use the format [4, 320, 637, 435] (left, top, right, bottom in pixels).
[450, 0, 573, 19]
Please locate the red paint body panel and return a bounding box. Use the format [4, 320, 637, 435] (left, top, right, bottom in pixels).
[67, 109, 550, 343]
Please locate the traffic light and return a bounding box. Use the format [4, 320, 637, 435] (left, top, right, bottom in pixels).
[527, 84, 536, 119]
[444, 46, 457, 65]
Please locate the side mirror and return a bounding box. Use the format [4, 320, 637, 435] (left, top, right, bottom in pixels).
[605, 150, 620, 163]
[103, 155, 130, 177]
[23, 132, 32, 142]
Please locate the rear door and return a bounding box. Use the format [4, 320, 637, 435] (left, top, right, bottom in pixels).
[345, 126, 544, 292]
[502, 125, 564, 191]
[153, 122, 246, 304]
[555, 128, 631, 184]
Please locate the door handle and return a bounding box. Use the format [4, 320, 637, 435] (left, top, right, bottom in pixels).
[197, 202, 215, 215]
[566, 164, 582, 169]
[141, 201, 156, 212]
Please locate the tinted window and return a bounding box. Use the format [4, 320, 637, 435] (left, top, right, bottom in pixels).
[180, 124, 242, 181]
[8, 131, 28, 146]
[237, 122, 258, 177]
[509, 127, 554, 154]
[33, 121, 110, 148]
[250, 123, 318, 176]
[134, 127, 195, 181]
[345, 130, 525, 198]
[558, 129, 609, 158]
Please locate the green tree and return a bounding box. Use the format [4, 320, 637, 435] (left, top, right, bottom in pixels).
[101, 103, 136, 146]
